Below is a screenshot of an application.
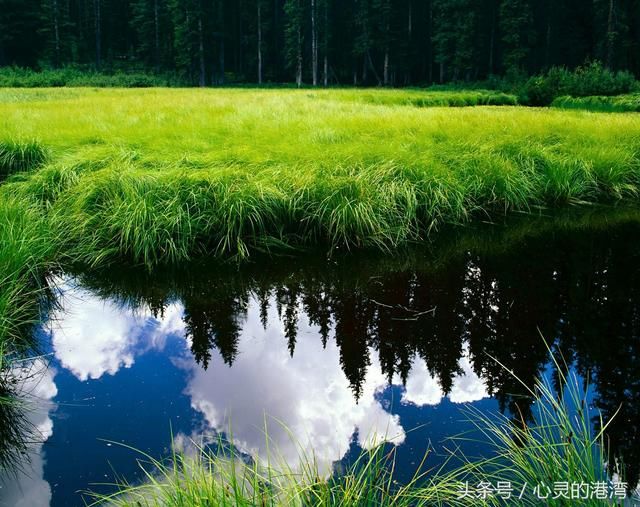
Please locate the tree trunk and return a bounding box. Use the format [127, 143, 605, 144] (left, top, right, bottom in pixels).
[362, 54, 368, 82]
[219, 1, 225, 84]
[606, 0, 615, 69]
[219, 36, 225, 84]
[406, 0, 412, 83]
[489, 0, 496, 74]
[323, 0, 329, 86]
[198, 18, 205, 87]
[324, 55, 328, 87]
[383, 49, 389, 86]
[94, 0, 101, 70]
[427, 0, 433, 83]
[53, 0, 61, 67]
[311, 0, 318, 86]
[154, 0, 160, 71]
[383, 4, 390, 86]
[545, 20, 551, 69]
[367, 50, 381, 85]
[258, 1, 263, 84]
[296, 11, 303, 87]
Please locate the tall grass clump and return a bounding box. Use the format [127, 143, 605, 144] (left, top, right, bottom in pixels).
[552, 94, 640, 113]
[421, 359, 624, 506]
[0, 353, 48, 474]
[0, 194, 55, 350]
[316, 89, 519, 108]
[89, 355, 626, 507]
[89, 436, 425, 507]
[0, 139, 48, 178]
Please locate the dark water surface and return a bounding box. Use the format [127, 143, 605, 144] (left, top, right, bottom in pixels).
[2, 209, 640, 506]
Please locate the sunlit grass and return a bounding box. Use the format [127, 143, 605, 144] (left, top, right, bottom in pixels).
[1, 87, 640, 356]
[0, 139, 48, 177]
[0, 196, 55, 349]
[2, 88, 640, 268]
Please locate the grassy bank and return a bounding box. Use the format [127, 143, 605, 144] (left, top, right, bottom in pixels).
[1, 87, 640, 354]
[2, 88, 640, 265]
[0, 196, 55, 350]
[90, 368, 621, 506]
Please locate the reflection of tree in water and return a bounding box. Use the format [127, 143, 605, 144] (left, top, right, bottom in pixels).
[71, 214, 640, 486]
[183, 288, 248, 369]
[553, 224, 640, 489]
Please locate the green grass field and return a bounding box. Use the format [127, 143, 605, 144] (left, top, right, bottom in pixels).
[1, 87, 640, 346]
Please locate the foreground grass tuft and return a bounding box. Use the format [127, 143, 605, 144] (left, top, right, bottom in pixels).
[89, 359, 623, 506]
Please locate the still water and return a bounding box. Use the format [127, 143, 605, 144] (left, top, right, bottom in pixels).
[2, 209, 640, 506]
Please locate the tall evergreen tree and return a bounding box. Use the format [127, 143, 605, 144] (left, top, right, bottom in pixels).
[500, 0, 534, 75]
[284, 0, 304, 86]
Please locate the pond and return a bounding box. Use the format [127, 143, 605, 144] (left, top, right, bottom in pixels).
[2, 208, 640, 506]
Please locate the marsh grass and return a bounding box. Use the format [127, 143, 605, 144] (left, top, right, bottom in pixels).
[0, 354, 48, 475]
[424, 353, 623, 506]
[2, 88, 640, 266]
[553, 94, 640, 113]
[88, 352, 623, 507]
[0, 195, 56, 352]
[307, 88, 519, 107]
[0, 89, 639, 345]
[0, 139, 48, 177]
[89, 435, 425, 507]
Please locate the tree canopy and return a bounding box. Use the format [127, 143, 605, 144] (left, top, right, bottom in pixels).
[1, 0, 639, 86]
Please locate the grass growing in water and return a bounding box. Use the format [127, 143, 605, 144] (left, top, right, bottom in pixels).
[89, 358, 624, 506]
[0, 196, 56, 352]
[1, 87, 640, 358]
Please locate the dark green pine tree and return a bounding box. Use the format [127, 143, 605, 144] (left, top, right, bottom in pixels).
[283, 0, 304, 86]
[499, 0, 534, 76]
[168, 0, 203, 84]
[130, 0, 170, 71]
[0, 0, 42, 66]
[38, 0, 75, 67]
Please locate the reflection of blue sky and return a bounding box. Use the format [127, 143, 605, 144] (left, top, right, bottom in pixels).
[5, 278, 497, 506]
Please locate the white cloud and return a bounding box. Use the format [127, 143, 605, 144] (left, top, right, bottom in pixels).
[400, 345, 488, 407]
[177, 297, 404, 475]
[49, 280, 184, 381]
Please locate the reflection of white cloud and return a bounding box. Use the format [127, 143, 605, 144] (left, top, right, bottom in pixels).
[0, 359, 57, 507]
[449, 350, 489, 404]
[49, 281, 184, 381]
[401, 360, 443, 406]
[178, 298, 404, 475]
[401, 346, 488, 407]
